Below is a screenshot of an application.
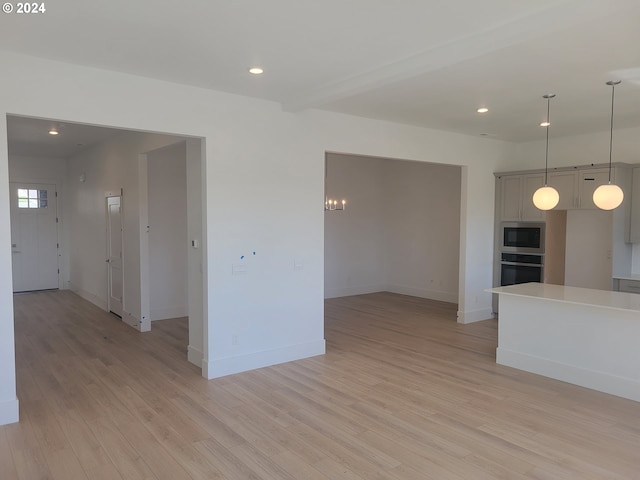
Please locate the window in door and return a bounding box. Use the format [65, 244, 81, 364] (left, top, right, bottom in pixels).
[17, 188, 49, 209]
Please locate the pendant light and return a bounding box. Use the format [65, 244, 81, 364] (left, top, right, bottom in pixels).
[593, 80, 624, 210]
[533, 94, 560, 210]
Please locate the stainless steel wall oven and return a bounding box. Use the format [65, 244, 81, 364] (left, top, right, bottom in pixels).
[500, 252, 543, 286]
[501, 222, 545, 254]
[499, 222, 545, 286]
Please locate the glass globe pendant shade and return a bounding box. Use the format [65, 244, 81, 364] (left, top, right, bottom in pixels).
[593, 183, 624, 210]
[532, 185, 559, 210]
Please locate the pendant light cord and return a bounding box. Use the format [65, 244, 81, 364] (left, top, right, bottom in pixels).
[545, 96, 551, 185]
[608, 83, 615, 183]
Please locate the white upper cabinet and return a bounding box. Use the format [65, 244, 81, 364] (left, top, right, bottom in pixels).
[497, 166, 627, 221]
[521, 174, 546, 221]
[500, 175, 522, 221]
[548, 170, 578, 209]
[498, 173, 544, 221]
[577, 168, 611, 210]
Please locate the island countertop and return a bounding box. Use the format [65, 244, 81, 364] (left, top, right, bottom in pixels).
[488, 282, 640, 313]
[612, 273, 640, 281]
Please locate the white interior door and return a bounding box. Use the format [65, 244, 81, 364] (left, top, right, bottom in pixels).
[107, 195, 124, 317]
[9, 183, 59, 292]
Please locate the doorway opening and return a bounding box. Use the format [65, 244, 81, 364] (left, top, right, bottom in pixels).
[324, 151, 462, 308]
[106, 192, 124, 318]
[5, 114, 206, 371]
[139, 142, 190, 334]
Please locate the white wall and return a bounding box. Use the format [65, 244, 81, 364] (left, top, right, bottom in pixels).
[385, 160, 461, 302]
[0, 51, 515, 425]
[66, 130, 186, 328]
[324, 155, 387, 297]
[147, 142, 188, 321]
[325, 154, 460, 303]
[8, 154, 67, 180]
[564, 209, 613, 290]
[0, 114, 18, 424]
[514, 126, 640, 171]
[185, 138, 205, 367]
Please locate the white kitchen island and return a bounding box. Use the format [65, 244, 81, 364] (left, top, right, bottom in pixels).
[489, 282, 640, 402]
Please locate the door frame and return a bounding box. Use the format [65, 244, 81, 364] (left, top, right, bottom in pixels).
[138, 154, 151, 332]
[1, 117, 209, 430]
[105, 189, 128, 324]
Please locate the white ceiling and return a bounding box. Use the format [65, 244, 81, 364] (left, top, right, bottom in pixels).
[7, 116, 122, 158]
[2, 0, 640, 152]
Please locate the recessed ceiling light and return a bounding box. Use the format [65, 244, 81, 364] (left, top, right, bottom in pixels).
[48, 128, 59, 135]
[540, 121, 551, 127]
[477, 107, 489, 113]
[248, 67, 264, 75]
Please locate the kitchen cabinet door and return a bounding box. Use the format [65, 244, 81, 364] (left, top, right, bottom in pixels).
[548, 170, 578, 209]
[578, 168, 610, 209]
[521, 173, 545, 220]
[499, 175, 522, 221]
[498, 173, 545, 221]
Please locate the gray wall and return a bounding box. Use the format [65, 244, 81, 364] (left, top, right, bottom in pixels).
[325, 153, 461, 303]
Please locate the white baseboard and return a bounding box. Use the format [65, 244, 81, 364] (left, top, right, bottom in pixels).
[150, 306, 188, 321]
[325, 283, 458, 304]
[0, 397, 19, 426]
[121, 311, 147, 332]
[457, 307, 494, 324]
[324, 284, 387, 299]
[497, 348, 640, 403]
[68, 283, 147, 332]
[188, 345, 203, 368]
[203, 339, 326, 380]
[202, 358, 210, 379]
[68, 282, 108, 311]
[386, 284, 458, 304]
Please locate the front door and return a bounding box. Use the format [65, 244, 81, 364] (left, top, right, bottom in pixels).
[9, 183, 59, 292]
[106, 195, 124, 317]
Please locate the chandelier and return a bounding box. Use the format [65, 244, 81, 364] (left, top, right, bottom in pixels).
[325, 198, 346, 211]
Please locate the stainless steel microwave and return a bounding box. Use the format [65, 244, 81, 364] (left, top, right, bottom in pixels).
[501, 222, 545, 254]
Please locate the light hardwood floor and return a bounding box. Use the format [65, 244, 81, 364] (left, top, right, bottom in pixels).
[2, 290, 639, 479]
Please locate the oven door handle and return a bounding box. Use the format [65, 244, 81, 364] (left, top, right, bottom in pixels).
[500, 261, 543, 267]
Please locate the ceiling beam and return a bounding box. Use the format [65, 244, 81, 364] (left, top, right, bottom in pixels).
[282, 0, 612, 113]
